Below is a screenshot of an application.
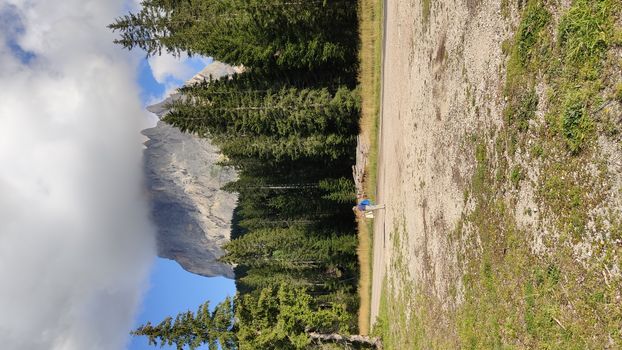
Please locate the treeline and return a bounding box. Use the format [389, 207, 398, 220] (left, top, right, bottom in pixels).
[110, 0, 367, 348]
[109, 0, 358, 75]
[132, 285, 381, 350]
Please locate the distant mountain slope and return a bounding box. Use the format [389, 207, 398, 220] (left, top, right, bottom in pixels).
[143, 61, 240, 278]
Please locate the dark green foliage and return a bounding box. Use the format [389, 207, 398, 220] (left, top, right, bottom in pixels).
[515, 1, 550, 67]
[131, 299, 236, 350]
[222, 227, 357, 271]
[216, 133, 355, 162]
[107, 0, 189, 57]
[510, 165, 523, 188]
[615, 83, 622, 104]
[109, 0, 359, 72]
[319, 177, 357, 203]
[134, 285, 359, 350]
[163, 76, 360, 161]
[113, 0, 362, 346]
[561, 94, 592, 153]
[235, 284, 352, 350]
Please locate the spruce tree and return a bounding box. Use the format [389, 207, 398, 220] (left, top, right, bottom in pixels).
[221, 227, 357, 270]
[165, 80, 360, 141]
[235, 284, 384, 350]
[131, 300, 236, 350]
[214, 133, 355, 162]
[109, 0, 358, 70]
[319, 177, 356, 203]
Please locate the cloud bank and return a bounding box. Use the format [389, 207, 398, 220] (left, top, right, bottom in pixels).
[0, 1, 156, 349]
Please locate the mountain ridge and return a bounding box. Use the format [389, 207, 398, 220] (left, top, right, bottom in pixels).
[143, 61, 240, 278]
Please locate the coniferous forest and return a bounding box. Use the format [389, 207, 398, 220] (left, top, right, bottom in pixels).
[110, 0, 371, 349]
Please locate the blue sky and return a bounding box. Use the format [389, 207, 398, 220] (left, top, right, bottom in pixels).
[128, 56, 236, 350]
[128, 259, 236, 350]
[135, 54, 212, 106]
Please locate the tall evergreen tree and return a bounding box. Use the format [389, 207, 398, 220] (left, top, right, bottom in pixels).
[235, 284, 381, 350]
[319, 177, 356, 203]
[131, 300, 236, 350]
[214, 133, 355, 162]
[109, 0, 358, 70]
[221, 227, 357, 270]
[165, 80, 360, 141]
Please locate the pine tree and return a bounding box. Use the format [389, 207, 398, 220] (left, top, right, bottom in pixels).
[319, 177, 356, 203]
[109, 0, 358, 70]
[235, 284, 381, 350]
[222, 227, 321, 270]
[214, 133, 355, 162]
[131, 300, 236, 350]
[107, 0, 198, 56]
[165, 80, 360, 141]
[221, 227, 357, 270]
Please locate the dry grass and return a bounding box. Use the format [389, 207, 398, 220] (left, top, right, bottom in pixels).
[356, 0, 383, 336]
[355, 219, 374, 335]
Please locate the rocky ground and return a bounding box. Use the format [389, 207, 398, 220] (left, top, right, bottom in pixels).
[371, 0, 622, 348]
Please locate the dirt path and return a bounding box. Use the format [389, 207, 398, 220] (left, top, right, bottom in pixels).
[370, 0, 509, 326]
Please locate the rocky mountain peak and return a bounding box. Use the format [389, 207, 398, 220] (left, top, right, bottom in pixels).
[143, 61, 240, 278]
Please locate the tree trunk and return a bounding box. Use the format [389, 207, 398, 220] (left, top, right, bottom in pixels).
[308, 332, 383, 349]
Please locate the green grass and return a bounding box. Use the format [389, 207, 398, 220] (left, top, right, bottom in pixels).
[514, 1, 550, 67]
[454, 127, 621, 348]
[560, 93, 593, 153]
[452, 0, 622, 348]
[558, 0, 616, 69]
[510, 165, 522, 188]
[547, 0, 618, 152]
[505, 0, 619, 153]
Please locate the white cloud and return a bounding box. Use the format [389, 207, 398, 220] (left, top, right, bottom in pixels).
[0, 1, 156, 350]
[148, 53, 194, 84]
[148, 52, 211, 85]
